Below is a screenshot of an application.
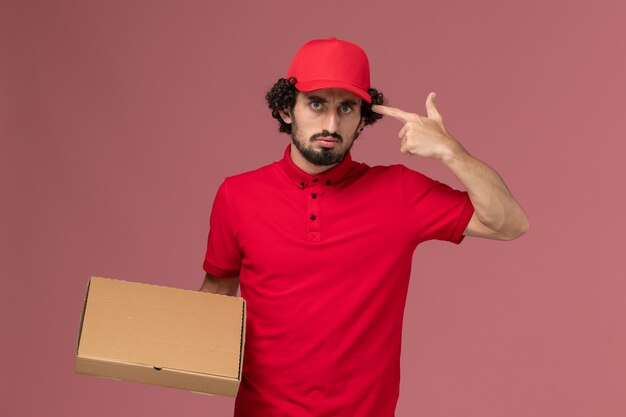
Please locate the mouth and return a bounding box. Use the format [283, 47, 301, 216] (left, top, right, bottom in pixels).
[314, 137, 340, 148]
[313, 135, 342, 149]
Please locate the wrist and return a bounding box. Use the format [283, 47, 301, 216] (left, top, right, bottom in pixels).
[440, 139, 468, 165]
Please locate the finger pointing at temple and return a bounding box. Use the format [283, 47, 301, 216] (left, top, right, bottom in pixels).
[371, 104, 414, 123]
[372, 92, 443, 123]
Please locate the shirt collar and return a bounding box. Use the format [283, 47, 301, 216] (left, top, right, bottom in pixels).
[279, 144, 357, 188]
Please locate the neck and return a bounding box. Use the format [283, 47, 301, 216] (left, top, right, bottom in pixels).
[289, 146, 338, 175]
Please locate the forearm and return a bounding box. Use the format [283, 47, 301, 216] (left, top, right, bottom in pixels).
[199, 272, 240, 296]
[441, 142, 529, 238]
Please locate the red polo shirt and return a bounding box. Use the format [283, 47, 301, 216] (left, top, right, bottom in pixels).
[203, 144, 474, 417]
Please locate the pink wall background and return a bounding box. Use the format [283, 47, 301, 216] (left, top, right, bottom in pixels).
[2, 0, 624, 416]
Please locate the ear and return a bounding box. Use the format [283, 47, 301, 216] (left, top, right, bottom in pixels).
[279, 109, 292, 124]
[358, 117, 365, 132]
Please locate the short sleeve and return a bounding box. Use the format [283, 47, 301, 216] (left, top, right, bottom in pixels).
[203, 180, 242, 277]
[401, 166, 475, 244]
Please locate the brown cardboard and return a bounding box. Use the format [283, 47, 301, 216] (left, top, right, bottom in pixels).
[76, 276, 246, 397]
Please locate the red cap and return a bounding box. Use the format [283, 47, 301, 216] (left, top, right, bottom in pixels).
[286, 37, 372, 103]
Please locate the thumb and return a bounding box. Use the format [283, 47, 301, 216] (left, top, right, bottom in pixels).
[425, 92, 442, 120]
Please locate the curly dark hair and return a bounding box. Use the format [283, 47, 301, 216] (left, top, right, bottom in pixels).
[265, 77, 386, 134]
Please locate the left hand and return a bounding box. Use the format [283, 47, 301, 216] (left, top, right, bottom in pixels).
[372, 92, 461, 160]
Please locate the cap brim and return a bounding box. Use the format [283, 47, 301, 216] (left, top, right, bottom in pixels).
[295, 80, 372, 103]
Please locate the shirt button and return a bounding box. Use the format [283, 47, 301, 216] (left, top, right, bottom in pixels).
[311, 193, 317, 199]
[299, 182, 305, 188]
[326, 180, 331, 185]
[312, 178, 318, 183]
[310, 215, 317, 221]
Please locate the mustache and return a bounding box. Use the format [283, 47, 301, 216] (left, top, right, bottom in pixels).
[310, 131, 343, 142]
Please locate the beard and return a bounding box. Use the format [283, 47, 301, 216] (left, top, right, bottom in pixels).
[290, 114, 361, 167]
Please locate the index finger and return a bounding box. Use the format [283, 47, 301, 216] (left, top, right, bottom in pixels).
[371, 104, 412, 123]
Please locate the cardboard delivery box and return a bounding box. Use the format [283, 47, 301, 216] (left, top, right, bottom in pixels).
[76, 276, 246, 396]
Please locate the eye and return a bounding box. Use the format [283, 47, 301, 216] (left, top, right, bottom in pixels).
[310, 101, 322, 110]
[340, 105, 353, 114]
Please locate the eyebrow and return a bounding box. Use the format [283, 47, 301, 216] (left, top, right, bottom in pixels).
[305, 95, 359, 107]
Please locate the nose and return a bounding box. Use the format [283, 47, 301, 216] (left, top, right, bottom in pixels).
[322, 111, 338, 134]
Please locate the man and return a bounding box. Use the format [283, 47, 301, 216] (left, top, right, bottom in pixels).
[200, 37, 529, 416]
